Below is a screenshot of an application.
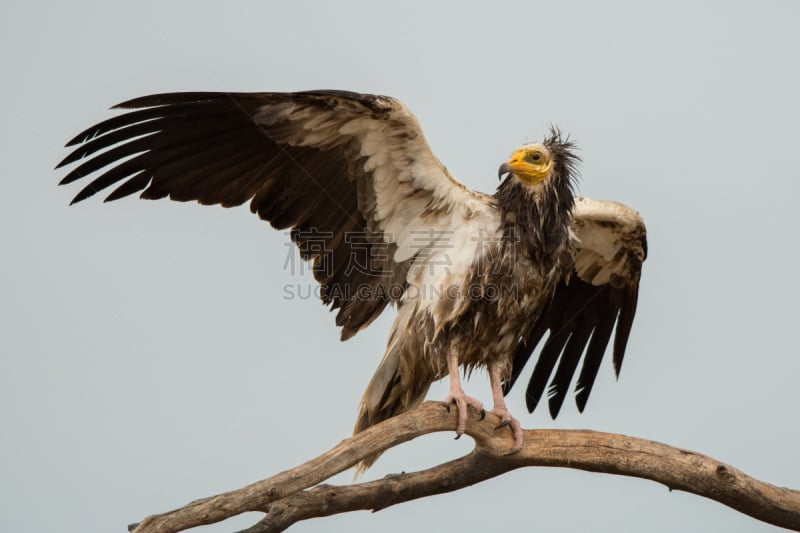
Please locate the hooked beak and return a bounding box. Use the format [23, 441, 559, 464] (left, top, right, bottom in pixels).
[498, 162, 512, 181]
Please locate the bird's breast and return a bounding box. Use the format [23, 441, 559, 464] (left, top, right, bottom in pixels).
[396, 230, 558, 378]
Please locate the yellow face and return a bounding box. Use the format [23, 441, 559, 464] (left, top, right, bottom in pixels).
[503, 144, 553, 186]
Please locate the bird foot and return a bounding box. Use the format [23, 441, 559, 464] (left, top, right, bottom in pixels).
[490, 407, 523, 454]
[442, 390, 485, 439]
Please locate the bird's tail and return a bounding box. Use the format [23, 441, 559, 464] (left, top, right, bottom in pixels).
[353, 340, 431, 477]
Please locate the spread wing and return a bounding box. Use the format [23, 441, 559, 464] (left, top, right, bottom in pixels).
[504, 196, 647, 417]
[57, 91, 480, 339]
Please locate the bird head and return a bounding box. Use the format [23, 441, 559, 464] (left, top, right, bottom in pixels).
[497, 129, 580, 190]
[497, 144, 554, 186]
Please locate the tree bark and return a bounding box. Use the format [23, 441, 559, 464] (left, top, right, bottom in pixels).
[128, 402, 800, 533]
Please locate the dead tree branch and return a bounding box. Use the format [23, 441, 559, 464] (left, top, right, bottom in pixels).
[129, 402, 800, 533]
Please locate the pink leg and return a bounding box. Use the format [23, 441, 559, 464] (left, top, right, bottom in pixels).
[489, 363, 524, 454]
[442, 349, 484, 438]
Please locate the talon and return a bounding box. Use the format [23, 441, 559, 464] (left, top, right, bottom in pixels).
[442, 389, 483, 440]
[503, 448, 521, 456]
[444, 402, 451, 413]
[454, 434, 461, 440]
[488, 365, 524, 455]
[489, 406, 524, 453]
[479, 409, 486, 421]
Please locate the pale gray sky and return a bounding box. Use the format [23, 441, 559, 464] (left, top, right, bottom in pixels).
[2, 1, 799, 532]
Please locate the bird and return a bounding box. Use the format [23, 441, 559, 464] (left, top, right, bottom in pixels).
[57, 90, 647, 474]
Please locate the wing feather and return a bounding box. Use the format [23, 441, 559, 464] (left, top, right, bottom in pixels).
[506, 196, 647, 415]
[57, 91, 477, 339]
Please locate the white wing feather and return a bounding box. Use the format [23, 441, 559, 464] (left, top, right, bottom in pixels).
[572, 196, 646, 287]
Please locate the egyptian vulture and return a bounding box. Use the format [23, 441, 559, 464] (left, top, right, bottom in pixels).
[57, 91, 646, 472]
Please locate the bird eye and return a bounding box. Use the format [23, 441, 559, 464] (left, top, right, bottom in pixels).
[527, 152, 543, 163]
